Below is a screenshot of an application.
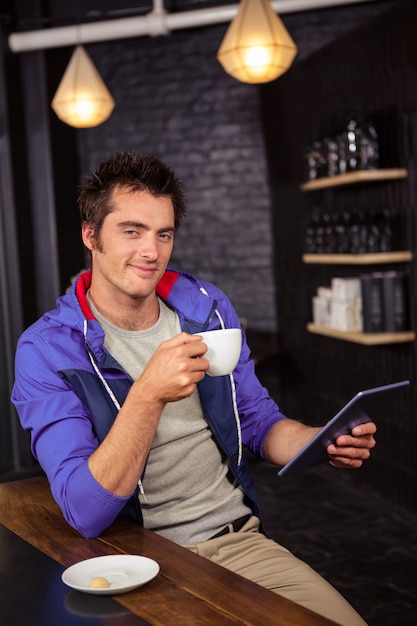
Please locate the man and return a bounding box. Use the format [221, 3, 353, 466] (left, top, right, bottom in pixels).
[12, 151, 375, 625]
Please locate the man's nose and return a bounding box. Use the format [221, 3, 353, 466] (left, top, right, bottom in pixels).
[139, 234, 159, 259]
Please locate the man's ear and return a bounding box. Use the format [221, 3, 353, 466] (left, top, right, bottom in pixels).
[81, 222, 95, 251]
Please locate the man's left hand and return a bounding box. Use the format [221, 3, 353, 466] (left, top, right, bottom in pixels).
[326, 421, 377, 469]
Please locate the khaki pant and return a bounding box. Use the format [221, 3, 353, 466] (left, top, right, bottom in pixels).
[183, 516, 367, 626]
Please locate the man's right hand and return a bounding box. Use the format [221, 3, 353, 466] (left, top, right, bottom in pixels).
[135, 331, 210, 405]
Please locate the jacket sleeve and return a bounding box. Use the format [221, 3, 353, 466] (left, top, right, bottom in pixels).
[198, 280, 288, 457]
[11, 333, 132, 538]
[234, 343, 287, 458]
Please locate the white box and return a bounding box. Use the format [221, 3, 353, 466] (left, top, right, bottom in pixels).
[330, 298, 362, 331]
[331, 277, 361, 301]
[317, 286, 333, 299]
[330, 300, 355, 331]
[313, 296, 332, 327]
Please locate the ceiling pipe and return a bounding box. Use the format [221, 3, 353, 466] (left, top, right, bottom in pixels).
[9, 0, 378, 53]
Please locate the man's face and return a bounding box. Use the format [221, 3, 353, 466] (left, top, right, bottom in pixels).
[82, 188, 175, 304]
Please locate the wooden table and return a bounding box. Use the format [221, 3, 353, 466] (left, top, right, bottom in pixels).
[0, 476, 338, 625]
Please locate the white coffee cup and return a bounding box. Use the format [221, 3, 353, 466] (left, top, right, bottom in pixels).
[195, 328, 242, 377]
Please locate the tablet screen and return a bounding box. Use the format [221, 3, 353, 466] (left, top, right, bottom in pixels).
[278, 380, 410, 478]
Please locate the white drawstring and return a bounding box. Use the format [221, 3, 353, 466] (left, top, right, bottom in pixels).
[83, 320, 146, 498]
[199, 289, 243, 466]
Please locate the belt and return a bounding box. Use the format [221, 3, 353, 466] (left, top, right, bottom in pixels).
[209, 514, 251, 540]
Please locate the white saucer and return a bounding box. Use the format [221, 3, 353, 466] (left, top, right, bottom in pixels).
[61, 554, 160, 595]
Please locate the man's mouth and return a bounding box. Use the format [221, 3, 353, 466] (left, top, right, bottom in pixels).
[129, 264, 158, 277]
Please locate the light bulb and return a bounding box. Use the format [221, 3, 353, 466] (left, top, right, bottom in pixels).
[244, 46, 273, 73]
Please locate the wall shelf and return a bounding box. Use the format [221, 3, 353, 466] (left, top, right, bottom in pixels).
[300, 168, 408, 191]
[302, 251, 413, 265]
[307, 323, 415, 345]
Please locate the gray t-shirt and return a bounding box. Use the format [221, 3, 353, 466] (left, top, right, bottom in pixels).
[89, 295, 250, 543]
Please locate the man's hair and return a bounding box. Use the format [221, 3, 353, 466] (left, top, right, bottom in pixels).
[77, 151, 186, 240]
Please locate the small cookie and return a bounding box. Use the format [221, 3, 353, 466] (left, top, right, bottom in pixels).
[89, 576, 110, 589]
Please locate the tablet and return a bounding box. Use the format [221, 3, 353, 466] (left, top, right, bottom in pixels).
[277, 380, 410, 478]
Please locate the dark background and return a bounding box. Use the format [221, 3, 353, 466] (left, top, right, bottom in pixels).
[1, 1, 415, 512]
[1, 3, 417, 624]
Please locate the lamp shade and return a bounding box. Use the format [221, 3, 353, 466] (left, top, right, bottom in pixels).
[217, 0, 298, 84]
[51, 45, 115, 128]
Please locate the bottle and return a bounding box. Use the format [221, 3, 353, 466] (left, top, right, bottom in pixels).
[336, 133, 347, 175]
[323, 211, 336, 253]
[325, 137, 339, 177]
[378, 210, 393, 252]
[360, 118, 379, 170]
[313, 208, 325, 253]
[365, 210, 380, 253]
[334, 211, 350, 254]
[345, 117, 362, 172]
[349, 211, 362, 253]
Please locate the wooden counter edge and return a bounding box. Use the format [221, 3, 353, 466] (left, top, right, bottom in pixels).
[0, 476, 339, 626]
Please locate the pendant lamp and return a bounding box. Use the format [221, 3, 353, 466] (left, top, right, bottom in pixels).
[217, 0, 298, 84]
[51, 45, 115, 128]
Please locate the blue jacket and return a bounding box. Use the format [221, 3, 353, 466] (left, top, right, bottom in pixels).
[12, 269, 286, 537]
